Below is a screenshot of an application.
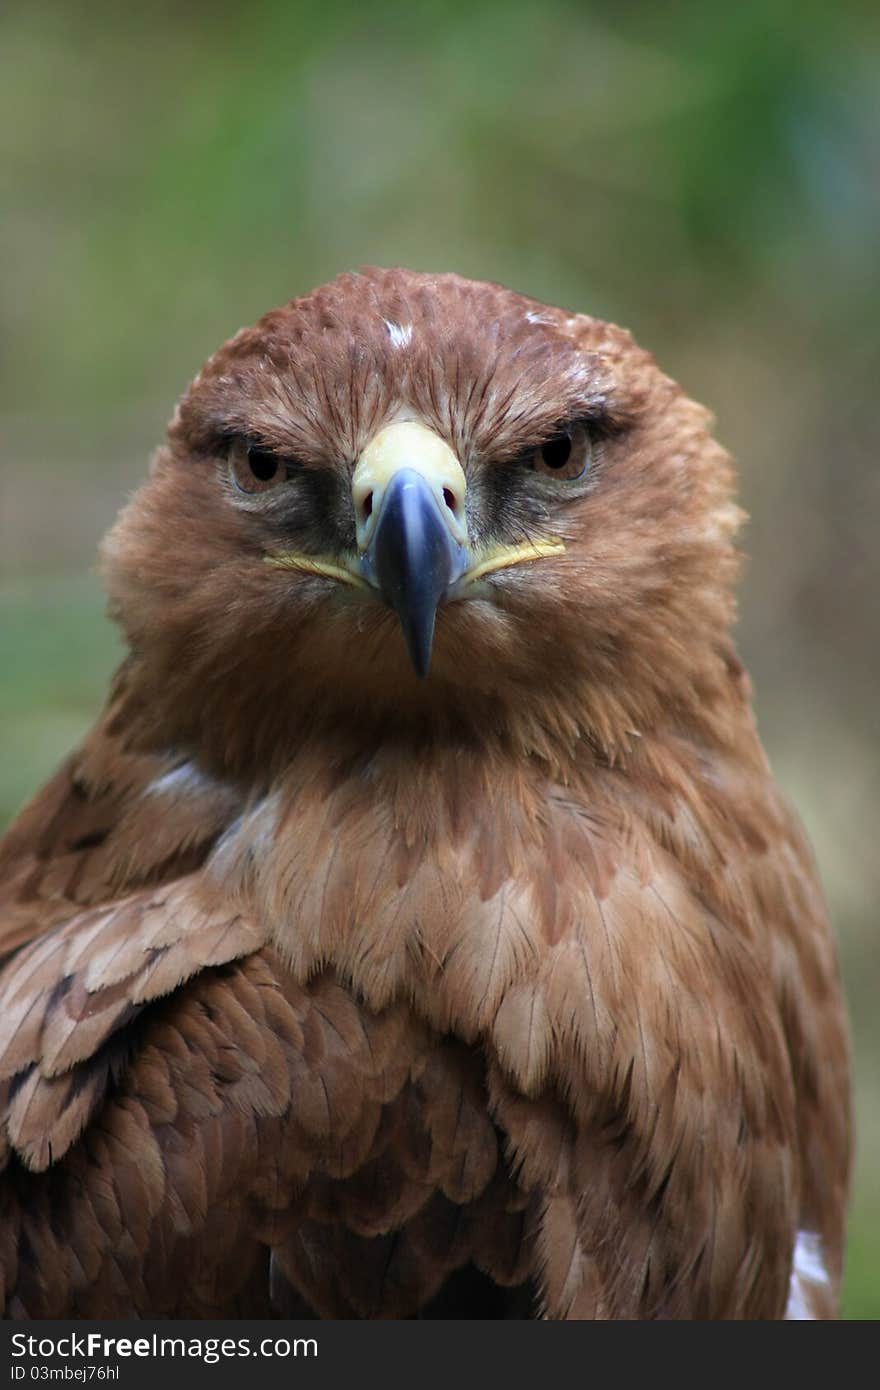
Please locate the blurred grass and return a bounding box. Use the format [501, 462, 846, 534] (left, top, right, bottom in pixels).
[1, 0, 878, 1316]
[0, 579, 121, 820]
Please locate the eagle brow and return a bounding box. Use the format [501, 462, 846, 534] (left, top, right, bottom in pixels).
[494, 405, 627, 464]
[215, 427, 307, 465]
[563, 405, 629, 442]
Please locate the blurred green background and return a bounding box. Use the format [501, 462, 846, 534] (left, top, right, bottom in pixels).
[1, 0, 877, 1316]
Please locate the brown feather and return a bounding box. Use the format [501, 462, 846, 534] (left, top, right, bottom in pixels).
[0, 268, 850, 1318]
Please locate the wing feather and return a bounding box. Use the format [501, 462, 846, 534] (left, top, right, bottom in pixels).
[0, 668, 241, 961]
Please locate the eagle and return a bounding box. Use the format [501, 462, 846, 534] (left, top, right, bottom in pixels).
[0, 268, 850, 1319]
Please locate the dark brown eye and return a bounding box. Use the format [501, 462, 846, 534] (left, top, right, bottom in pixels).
[531, 422, 592, 481]
[228, 439, 286, 494]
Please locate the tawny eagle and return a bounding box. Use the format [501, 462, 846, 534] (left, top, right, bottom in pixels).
[0, 269, 850, 1318]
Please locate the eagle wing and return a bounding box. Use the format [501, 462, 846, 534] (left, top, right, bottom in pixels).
[0, 682, 849, 1319]
[0, 665, 241, 960]
[480, 740, 850, 1320]
[0, 923, 528, 1316]
[0, 685, 528, 1318]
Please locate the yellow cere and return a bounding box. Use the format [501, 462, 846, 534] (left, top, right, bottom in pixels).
[264, 553, 370, 590]
[265, 535, 565, 591]
[460, 537, 566, 585]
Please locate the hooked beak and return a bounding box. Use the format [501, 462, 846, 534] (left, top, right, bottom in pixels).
[363, 468, 466, 676]
[353, 421, 469, 677]
[266, 418, 566, 678]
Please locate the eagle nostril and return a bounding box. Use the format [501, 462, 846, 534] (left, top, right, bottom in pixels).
[362, 491, 373, 520]
[443, 487, 457, 514]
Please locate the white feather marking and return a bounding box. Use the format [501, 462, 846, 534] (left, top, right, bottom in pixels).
[144, 761, 216, 801]
[785, 1230, 830, 1319]
[384, 319, 412, 349]
[793, 1230, 829, 1286]
[207, 793, 281, 878]
[786, 1281, 810, 1320]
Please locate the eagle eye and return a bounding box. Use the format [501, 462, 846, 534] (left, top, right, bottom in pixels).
[228, 439, 287, 494]
[532, 422, 592, 481]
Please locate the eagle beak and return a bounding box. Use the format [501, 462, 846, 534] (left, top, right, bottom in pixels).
[266, 418, 567, 676]
[353, 421, 469, 677]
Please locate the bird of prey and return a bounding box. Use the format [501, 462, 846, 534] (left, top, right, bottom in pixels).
[0, 268, 850, 1319]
